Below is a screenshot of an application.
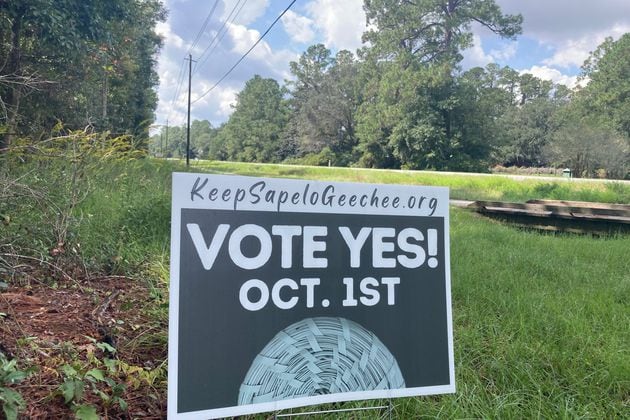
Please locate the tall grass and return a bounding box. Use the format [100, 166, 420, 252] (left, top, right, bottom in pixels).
[75, 159, 173, 271]
[439, 210, 629, 418]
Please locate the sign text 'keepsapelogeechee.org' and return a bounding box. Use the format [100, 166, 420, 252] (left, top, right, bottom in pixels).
[189, 177, 439, 215]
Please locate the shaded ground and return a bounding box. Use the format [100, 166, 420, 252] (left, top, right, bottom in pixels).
[0, 265, 167, 419]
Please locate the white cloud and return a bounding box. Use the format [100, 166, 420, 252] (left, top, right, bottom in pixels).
[155, 21, 185, 49]
[490, 41, 518, 61]
[153, 17, 190, 127]
[461, 35, 494, 68]
[542, 38, 592, 69]
[462, 35, 517, 68]
[157, 19, 298, 126]
[226, 23, 298, 74]
[542, 23, 630, 68]
[154, 0, 300, 127]
[228, 23, 272, 60]
[519, 65, 579, 89]
[221, 0, 269, 26]
[496, 0, 630, 43]
[306, 0, 366, 51]
[281, 10, 316, 44]
[495, 0, 630, 70]
[216, 87, 239, 116]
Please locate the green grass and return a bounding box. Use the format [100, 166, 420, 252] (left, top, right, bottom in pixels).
[442, 210, 629, 418]
[4, 158, 629, 417]
[75, 159, 173, 271]
[190, 160, 630, 204]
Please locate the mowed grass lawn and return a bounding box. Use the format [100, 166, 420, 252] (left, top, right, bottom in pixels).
[80, 160, 630, 417]
[442, 210, 628, 418]
[191, 160, 630, 204]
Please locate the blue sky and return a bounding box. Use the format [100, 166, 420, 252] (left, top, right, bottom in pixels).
[154, 0, 630, 129]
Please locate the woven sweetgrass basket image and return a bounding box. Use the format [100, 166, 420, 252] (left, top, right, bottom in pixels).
[238, 317, 405, 405]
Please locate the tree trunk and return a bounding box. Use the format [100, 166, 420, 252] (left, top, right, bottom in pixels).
[102, 69, 108, 123]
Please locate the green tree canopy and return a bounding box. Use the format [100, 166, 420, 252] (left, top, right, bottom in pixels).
[356, 0, 522, 170]
[286, 46, 363, 165]
[0, 0, 165, 149]
[363, 0, 522, 64]
[215, 75, 289, 163]
[545, 121, 628, 179]
[578, 34, 630, 137]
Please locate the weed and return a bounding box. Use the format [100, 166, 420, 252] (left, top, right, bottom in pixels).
[0, 354, 35, 420]
[56, 341, 127, 418]
[605, 181, 630, 203]
[117, 359, 167, 390]
[1, 129, 150, 270]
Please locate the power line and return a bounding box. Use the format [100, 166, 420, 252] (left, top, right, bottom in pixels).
[166, 1, 219, 127]
[166, 58, 188, 125]
[186, 54, 196, 166]
[189, 0, 220, 53]
[192, 0, 298, 105]
[196, 0, 245, 63]
[193, 0, 248, 76]
[171, 59, 186, 106]
[193, 0, 247, 76]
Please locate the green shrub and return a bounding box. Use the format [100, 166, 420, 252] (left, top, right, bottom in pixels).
[0, 354, 34, 420]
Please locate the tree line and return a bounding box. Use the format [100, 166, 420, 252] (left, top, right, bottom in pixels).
[1, 1, 627, 178]
[0, 0, 165, 150]
[153, 1, 628, 179]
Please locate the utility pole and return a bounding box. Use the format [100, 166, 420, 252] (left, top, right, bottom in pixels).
[165, 119, 169, 158]
[186, 53, 193, 167]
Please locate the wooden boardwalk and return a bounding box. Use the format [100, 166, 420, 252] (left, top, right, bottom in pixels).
[465, 199, 630, 234]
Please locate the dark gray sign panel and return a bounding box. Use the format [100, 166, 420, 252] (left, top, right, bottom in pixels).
[168, 173, 454, 419]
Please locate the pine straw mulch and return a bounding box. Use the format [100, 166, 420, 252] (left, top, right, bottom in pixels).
[0, 262, 168, 419]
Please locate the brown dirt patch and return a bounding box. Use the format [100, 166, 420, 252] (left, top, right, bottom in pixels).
[0, 273, 167, 419]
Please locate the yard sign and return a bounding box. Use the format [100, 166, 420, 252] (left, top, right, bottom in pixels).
[168, 173, 455, 419]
